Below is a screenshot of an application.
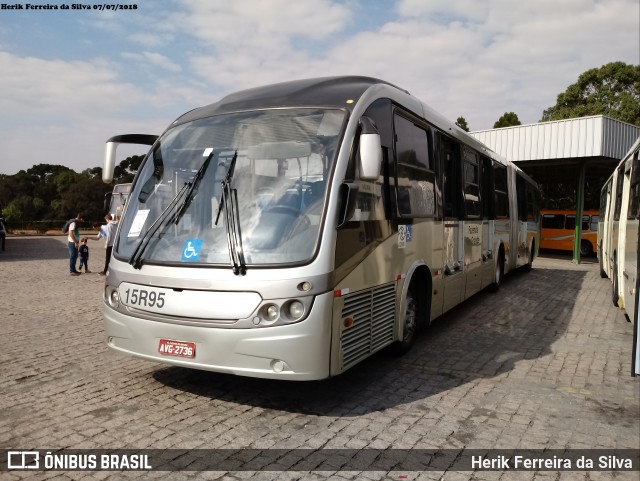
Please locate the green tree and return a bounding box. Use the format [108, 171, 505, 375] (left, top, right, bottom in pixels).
[114, 155, 144, 183]
[541, 61, 640, 125]
[58, 172, 111, 221]
[26, 164, 73, 182]
[493, 112, 521, 128]
[0, 163, 113, 225]
[83, 166, 103, 180]
[2, 202, 23, 224]
[455, 116, 470, 132]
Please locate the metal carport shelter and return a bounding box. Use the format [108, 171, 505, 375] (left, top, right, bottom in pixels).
[471, 115, 640, 263]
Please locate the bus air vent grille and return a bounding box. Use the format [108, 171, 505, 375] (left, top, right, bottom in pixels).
[340, 282, 396, 370]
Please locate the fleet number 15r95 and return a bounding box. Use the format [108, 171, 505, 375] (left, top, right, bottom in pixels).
[122, 288, 165, 308]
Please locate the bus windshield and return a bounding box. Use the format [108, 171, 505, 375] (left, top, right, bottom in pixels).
[115, 108, 345, 268]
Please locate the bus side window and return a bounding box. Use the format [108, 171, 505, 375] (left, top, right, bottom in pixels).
[516, 174, 527, 222]
[462, 146, 481, 218]
[542, 214, 564, 229]
[613, 164, 625, 221]
[341, 98, 393, 224]
[493, 162, 509, 218]
[441, 135, 462, 219]
[393, 113, 435, 218]
[628, 160, 640, 220]
[527, 184, 539, 221]
[565, 215, 576, 230]
[481, 156, 493, 219]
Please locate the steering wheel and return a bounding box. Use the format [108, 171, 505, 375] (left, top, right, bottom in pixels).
[266, 204, 300, 216]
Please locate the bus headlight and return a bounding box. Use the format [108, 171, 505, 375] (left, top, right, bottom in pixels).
[265, 304, 279, 321]
[286, 300, 305, 321]
[106, 287, 119, 308]
[255, 297, 313, 326]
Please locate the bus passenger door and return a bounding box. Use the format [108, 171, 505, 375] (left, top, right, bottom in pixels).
[480, 156, 494, 289]
[516, 174, 528, 267]
[462, 146, 483, 298]
[441, 135, 463, 312]
[619, 162, 632, 309]
[623, 154, 639, 318]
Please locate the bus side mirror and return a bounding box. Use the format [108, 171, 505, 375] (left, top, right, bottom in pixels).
[103, 141, 117, 183]
[102, 134, 159, 184]
[358, 117, 382, 181]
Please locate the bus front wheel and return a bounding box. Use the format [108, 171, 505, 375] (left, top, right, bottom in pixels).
[394, 284, 419, 355]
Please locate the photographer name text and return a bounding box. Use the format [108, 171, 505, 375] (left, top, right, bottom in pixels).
[1, 3, 137, 11]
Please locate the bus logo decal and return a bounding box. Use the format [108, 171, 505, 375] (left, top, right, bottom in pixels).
[398, 225, 412, 249]
[182, 239, 203, 261]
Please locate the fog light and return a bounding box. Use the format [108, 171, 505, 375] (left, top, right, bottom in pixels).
[272, 360, 285, 373]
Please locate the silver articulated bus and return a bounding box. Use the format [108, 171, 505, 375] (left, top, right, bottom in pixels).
[598, 137, 640, 375]
[101, 76, 540, 380]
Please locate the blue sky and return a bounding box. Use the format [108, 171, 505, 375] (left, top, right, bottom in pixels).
[0, 0, 638, 175]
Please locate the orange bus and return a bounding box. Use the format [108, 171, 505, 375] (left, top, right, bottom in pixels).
[540, 209, 599, 255]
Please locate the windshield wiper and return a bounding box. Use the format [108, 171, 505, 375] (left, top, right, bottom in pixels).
[214, 151, 246, 275]
[138, 143, 164, 203]
[129, 182, 190, 269]
[130, 149, 217, 269]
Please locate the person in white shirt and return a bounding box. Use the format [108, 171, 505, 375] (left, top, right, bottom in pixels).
[91, 214, 118, 275]
[67, 213, 84, 275]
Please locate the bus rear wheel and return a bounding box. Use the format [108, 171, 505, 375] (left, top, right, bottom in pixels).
[612, 260, 619, 307]
[580, 240, 593, 257]
[599, 244, 607, 278]
[522, 241, 534, 272]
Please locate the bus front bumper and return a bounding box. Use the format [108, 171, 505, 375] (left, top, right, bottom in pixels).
[103, 292, 333, 381]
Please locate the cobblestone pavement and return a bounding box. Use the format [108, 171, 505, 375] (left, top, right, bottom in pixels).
[0, 236, 638, 480]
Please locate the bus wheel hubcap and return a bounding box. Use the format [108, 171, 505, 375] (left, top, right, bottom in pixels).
[404, 295, 416, 341]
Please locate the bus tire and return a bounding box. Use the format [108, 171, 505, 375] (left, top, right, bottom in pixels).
[580, 240, 593, 257]
[612, 258, 619, 307]
[522, 240, 534, 272]
[599, 244, 607, 278]
[393, 282, 421, 355]
[488, 248, 504, 292]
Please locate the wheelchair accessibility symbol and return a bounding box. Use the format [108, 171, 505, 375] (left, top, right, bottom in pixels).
[181, 239, 203, 261]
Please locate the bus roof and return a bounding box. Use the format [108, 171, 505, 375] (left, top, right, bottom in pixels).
[174, 76, 406, 125]
[168, 75, 538, 189]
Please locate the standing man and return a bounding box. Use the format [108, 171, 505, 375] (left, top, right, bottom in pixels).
[68, 213, 84, 276]
[97, 214, 118, 275]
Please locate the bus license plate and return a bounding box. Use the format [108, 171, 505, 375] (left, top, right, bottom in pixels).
[158, 339, 196, 358]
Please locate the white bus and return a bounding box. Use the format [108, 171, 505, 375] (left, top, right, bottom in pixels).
[101, 76, 540, 380]
[598, 136, 640, 376]
[105, 183, 132, 221]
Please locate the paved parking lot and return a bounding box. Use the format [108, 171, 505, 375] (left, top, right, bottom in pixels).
[0, 236, 638, 480]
